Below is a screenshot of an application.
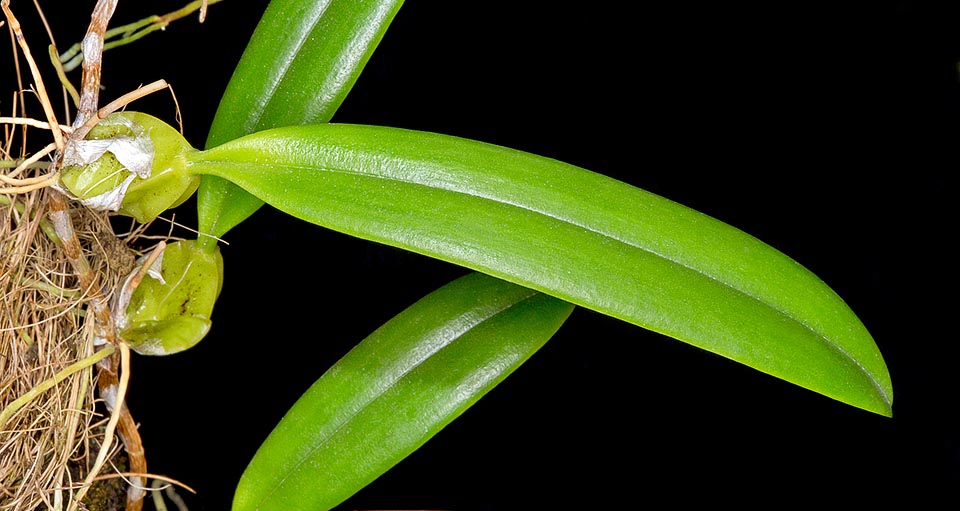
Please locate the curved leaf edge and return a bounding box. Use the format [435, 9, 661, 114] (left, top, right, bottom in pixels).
[233, 272, 575, 511]
[188, 123, 892, 417]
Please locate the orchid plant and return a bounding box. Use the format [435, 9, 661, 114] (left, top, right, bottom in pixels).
[4, 0, 893, 509]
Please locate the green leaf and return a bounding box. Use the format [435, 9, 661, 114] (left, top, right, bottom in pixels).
[198, 0, 404, 241]
[188, 123, 893, 416]
[232, 272, 574, 511]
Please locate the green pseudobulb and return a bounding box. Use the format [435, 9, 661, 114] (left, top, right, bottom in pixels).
[120, 240, 223, 355]
[59, 111, 198, 223]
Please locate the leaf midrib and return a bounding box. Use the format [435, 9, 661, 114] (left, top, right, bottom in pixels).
[245, 1, 334, 134]
[253, 287, 539, 506]
[193, 156, 890, 406]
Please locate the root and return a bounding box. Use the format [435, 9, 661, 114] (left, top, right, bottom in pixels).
[2, 0, 218, 508]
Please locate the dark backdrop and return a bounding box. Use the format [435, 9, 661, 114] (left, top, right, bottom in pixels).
[3, 1, 957, 508]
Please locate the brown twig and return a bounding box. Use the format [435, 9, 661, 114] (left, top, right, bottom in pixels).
[69, 0, 116, 141]
[3, 1, 193, 507]
[76, 78, 170, 135]
[1, 0, 63, 149]
[44, 2, 149, 509]
[55, 1, 151, 507]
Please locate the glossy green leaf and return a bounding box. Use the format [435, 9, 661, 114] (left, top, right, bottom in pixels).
[233, 272, 574, 511]
[188, 123, 893, 416]
[198, 0, 404, 241]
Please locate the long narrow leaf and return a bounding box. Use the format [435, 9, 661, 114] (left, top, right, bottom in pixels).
[232, 272, 574, 511]
[188, 123, 893, 416]
[199, 0, 404, 239]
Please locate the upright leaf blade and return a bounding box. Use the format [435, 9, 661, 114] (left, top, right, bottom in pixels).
[233, 272, 574, 511]
[199, 0, 404, 240]
[189, 123, 893, 416]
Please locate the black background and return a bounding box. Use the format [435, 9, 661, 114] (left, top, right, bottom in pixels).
[3, 0, 957, 508]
